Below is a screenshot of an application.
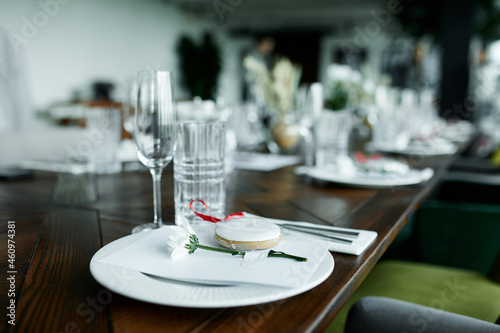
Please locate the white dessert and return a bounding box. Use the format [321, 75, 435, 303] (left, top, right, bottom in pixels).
[215, 217, 282, 250]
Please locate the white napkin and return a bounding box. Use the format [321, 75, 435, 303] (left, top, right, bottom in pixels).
[234, 152, 301, 172]
[98, 223, 330, 289]
[244, 213, 377, 255]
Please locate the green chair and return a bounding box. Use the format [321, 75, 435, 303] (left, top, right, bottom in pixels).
[325, 200, 500, 333]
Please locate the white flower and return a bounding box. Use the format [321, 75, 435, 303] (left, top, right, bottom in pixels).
[167, 216, 196, 260]
[327, 64, 354, 83]
[351, 71, 362, 84]
[243, 55, 301, 116]
[326, 63, 375, 109]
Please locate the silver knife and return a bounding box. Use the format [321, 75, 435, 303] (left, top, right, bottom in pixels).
[244, 212, 360, 238]
[277, 221, 359, 237]
[280, 224, 353, 244]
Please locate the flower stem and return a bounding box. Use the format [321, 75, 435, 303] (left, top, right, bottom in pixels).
[195, 244, 245, 256]
[268, 250, 308, 262]
[194, 244, 307, 262]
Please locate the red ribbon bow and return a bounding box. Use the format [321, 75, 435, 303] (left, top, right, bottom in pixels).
[354, 151, 382, 164]
[189, 200, 245, 223]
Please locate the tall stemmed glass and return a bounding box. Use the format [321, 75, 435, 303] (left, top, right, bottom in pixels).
[133, 70, 176, 233]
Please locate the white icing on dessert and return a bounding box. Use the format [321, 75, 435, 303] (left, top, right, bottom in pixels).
[215, 217, 281, 242]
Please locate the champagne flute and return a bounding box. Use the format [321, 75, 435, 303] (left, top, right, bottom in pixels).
[133, 70, 176, 233]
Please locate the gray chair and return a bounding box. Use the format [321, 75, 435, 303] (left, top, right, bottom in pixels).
[345, 297, 500, 333]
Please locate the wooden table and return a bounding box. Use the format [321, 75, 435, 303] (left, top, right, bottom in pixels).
[0, 152, 460, 333]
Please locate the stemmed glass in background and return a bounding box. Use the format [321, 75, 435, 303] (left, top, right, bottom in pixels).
[297, 83, 322, 166]
[133, 70, 176, 233]
[121, 79, 143, 171]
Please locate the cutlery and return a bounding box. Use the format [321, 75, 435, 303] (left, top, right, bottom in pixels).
[243, 212, 359, 237]
[243, 212, 360, 239]
[280, 224, 353, 244]
[271, 220, 359, 237]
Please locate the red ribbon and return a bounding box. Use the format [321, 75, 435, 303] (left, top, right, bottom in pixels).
[189, 200, 245, 223]
[354, 151, 382, 164]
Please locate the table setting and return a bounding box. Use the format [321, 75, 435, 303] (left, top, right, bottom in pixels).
[88, 78, 373, 300]
[288, 84, 476, 189]
[368, 87, 475, 157]
[90, 204, 378, 308]
[369, 134, 459, 156]
[1, 66, 476, 333]
[0, 0, 490, 328]
[91, 215, 334, 308]
[296, 151, 434, 188]
[78, 68, 389, 312]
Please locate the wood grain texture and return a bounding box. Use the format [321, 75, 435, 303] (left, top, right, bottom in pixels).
[8, 209, 108, 333]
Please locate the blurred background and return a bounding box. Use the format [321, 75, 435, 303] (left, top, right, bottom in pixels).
[1, 0, 500, 165]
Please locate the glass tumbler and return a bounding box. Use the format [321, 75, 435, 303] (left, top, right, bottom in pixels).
[174, 120, 226, 224]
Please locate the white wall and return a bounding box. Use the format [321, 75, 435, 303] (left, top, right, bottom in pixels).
[0, 0, 243, 113]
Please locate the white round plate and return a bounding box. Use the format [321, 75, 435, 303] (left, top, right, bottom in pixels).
[440, 121, 475, 143]
[90, 232, 334, 308]
[306, 167, 434, 188]
[371, 140, 457, 156]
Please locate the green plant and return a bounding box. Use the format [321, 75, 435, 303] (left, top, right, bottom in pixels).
[325, 64, 365, 111]
[326, 82, 349, 111]
[177, 32, 221, 100]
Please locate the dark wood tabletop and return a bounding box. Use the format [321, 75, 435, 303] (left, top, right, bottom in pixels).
[0, 150, 460, 333]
